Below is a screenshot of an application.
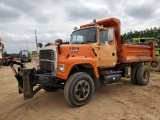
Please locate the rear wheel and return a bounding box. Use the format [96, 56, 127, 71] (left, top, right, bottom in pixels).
[136, 65, 150, 86]
[131, 64, 139, 84]
[64, 72, 94, 107]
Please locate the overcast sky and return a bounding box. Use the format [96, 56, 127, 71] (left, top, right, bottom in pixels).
[0, 0, 160, 53]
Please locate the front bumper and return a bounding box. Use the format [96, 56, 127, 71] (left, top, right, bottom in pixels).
[36, 74, 58, 86]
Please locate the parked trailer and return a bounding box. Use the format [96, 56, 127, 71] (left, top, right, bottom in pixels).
[10, 18, 156, 107]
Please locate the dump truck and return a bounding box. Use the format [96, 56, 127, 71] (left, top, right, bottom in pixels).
[131, 37, 160, 72]
[10, 18, 156, 107]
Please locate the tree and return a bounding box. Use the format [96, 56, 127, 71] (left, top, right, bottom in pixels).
[44, 43, 52, 47]
[122, 27, 160, 43]
[63, 41, 69, 44]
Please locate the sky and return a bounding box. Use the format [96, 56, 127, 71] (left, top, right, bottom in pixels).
[0, 0, 160, 53]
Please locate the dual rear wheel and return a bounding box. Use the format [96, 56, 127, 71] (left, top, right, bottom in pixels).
[131, 65, 150, 85]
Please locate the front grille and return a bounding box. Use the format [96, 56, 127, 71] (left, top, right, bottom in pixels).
[40, 50, 54, 60]
[39, 50, 54, 72]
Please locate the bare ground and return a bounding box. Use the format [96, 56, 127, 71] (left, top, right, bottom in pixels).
[0, 61, 160, 120]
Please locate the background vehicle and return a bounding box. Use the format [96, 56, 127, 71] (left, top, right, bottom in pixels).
[19, 50, 31, 62]
[0, 39, 12, 66]
[10, 18, 156, 107]
[0, 45, 3, 66]
[131, 37, 160, 72]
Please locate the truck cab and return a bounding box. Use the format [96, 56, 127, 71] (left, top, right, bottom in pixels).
[70, 25, 117, 67]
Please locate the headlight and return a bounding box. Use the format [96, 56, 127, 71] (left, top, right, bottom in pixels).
[59, 64, 64, 72]
[36, 61, 40, 66]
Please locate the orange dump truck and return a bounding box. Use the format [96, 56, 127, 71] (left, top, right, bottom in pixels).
[10, 18, 155, 107]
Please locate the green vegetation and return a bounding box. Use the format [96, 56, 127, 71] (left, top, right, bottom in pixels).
[44, 43, 52, 47]
[123, 27, 160, 45]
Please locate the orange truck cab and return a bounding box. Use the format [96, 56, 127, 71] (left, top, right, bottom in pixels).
[11, 18, 155, 107]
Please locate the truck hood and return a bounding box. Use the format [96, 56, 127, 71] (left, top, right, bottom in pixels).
[59, 44, 94, 58]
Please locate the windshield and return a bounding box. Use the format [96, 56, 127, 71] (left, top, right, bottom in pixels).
[70, 27, 96, 44]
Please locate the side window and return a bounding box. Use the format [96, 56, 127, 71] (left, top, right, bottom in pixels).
[99, 30, 108, 44]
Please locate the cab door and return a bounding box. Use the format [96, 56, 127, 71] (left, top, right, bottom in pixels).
[98, 28, 117, 67]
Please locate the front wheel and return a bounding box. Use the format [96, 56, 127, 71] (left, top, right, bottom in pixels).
[64, 72, 94, 107]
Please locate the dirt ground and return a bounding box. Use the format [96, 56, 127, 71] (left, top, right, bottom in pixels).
[0, 61, 160, 120]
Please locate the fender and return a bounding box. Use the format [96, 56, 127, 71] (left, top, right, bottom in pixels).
[56, 57, 99, 80]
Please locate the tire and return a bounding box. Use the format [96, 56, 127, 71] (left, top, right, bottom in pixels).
[131, 65, 139, 84]
[42, 86, 59, 91]
[136, 65, 150, 86]
[145, 60, 160, 72]
[3, 59, 10, 66]
[28, 59, 32, 62]
[6, 59, 12, 66]
[0, 59, 2, 66]
[64, 72, 94, 107]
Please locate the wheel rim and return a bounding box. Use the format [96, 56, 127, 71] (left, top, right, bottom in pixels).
[74, 80, 90, 101]
[151, 61, 158, 67]
[143, 70, 149, 81]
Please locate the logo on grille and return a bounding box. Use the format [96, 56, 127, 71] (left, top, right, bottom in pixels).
[70, 47, 79, 52]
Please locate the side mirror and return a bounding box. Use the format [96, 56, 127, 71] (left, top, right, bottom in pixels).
[55, 39, 63, 46]
[108, 28, 114, 43]
[37, 43, 43, 48]
[74, 27, 78, 31]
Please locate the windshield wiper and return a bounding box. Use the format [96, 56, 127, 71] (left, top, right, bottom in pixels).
[81, 41, 93, 44]
[72, 41, 81, 44]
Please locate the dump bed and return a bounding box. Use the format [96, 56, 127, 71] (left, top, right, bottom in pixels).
[119, 42, 155, 63]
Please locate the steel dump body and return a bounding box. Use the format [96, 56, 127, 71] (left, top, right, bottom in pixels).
[119, 42, 155, 63]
